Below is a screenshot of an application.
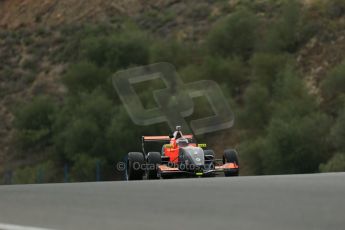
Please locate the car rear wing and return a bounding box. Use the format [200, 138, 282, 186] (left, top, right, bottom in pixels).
[142, 135, 194, 142]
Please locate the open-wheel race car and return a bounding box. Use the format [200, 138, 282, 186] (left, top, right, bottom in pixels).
[124, 126, 239, 180]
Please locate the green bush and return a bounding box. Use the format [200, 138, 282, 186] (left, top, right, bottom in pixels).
[238, 137, 266, 175]
[14, 96, 57, 149]
[13, 161, 59, 184]
[54, 91, 113, 160]
[62, 61, 110, 94]
[61, 119, 102, 159]
[325, 0, 345, 19]
[79, 36, 109, 67]
[271, 66, 316, 119]
[80, 30, 150, 71]
[74, 90, 114, 130]
[106, 107, 142, 162]
[258, 65, 331, 174]
[321, 60, 345, 114]
[105, 32, 150, 70]
[262, 113, 331, 174]
[239, 83, 270, 130]
[202, 56, 248, 88]
[322, 61, 345, 98]
[179, 56, 248, 93]
[179, 64, 204, 83]
[53, 24, 115, 62]
[250, 52, 293, 90]
[206, 8, 258, 59]
[320, 153, 345, 172]
[260, 0, 301, 53]
[150, 40, 194, 68]
[330, 107, 345, 152]
[70, 155, 104, 182]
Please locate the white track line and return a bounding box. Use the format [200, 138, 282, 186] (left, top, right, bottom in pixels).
[0, 223, 55, 230]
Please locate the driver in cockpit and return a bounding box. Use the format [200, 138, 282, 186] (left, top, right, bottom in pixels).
[172, 126, 183, 139]
[172, 126, 189, 147]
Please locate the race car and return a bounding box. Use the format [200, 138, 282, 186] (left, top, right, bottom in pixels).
[124, 126, 239, 180]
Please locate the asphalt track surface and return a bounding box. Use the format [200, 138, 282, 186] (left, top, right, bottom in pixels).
[0, 173, 344, 230]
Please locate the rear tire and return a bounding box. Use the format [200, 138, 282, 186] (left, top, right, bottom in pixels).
[147, 152, 161, 180]
[223, 149, 239, 177]
[126, 152, 145, 180]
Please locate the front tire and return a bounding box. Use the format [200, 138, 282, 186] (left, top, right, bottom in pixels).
[223, 149, 239, 177]
[126, 152, 145, 180]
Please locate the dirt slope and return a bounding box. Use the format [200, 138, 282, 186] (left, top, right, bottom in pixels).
[0, 0, 139, 29]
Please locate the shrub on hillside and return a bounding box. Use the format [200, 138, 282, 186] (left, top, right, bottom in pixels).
[238, 137, 266, 175]
[70, 155, 105, 182]
[322, 61, 345, 98]
[250, 52, 293, 91]
[62, 62, 110, 95]
[53, 91, 113, 160]
[330, 107, 345, 152]
[150, 40, 195, 68]
[14, 96, 57, 149]
[202, 56, 248, 88]
[59, 119, 103, 160]
[321, 60, 345, 115]
[320, 153, 345, 172]
[206, 8, 258, 59]
[261, 113, 331, 174]
[259, 0, 301, 53]
[80, 30, 150, 71]
[254, 66, 332, 174]
[307, 0, 345, 19]
[271, 66, 316, 119]
[239, 83, 270, 130]
[13, 161, 58, 184]
[178, 64, 202, 83]
[106, 108, 142, 162]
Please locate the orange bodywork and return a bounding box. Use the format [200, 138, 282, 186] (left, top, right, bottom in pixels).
[215, 162, 239, 170]
[162, 136, 195, 163]
[158, 165, 179, 171]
